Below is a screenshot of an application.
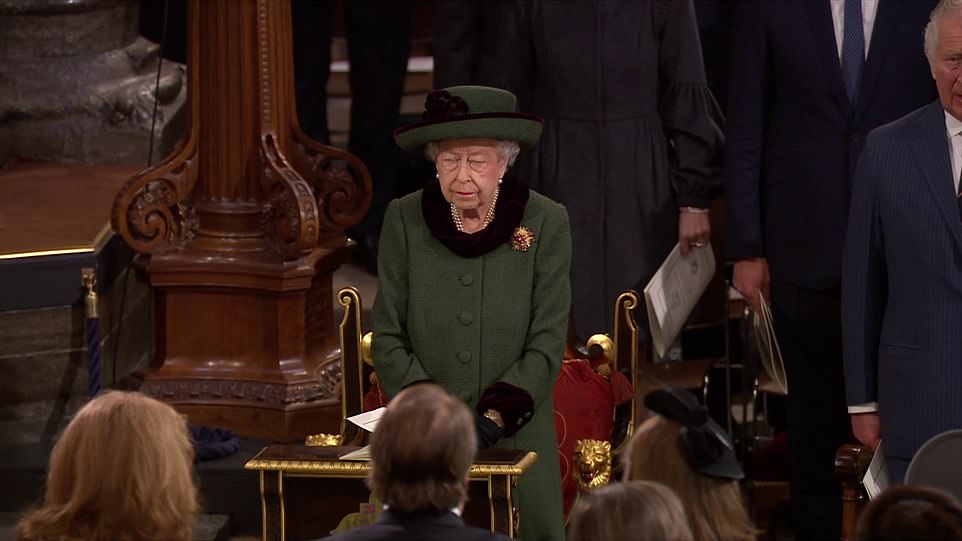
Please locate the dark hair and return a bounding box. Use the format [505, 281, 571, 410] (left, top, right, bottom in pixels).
[367, 383, 477, 514]
[566, 480, 693, 541]
[855, 485, 962, 540]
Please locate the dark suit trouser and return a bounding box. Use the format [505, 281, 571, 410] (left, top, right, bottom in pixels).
[291, 0, 413, 241]
[291, 0, 335, 145]
[771, 281, 852, 540]
[888, 456, 910, 485]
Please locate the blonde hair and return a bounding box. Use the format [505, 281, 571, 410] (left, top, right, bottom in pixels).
[622, 415, 758, 541]
[367, 383, 476, 514]
[16, 391, 199, 541]
[567, 480, 694, 541]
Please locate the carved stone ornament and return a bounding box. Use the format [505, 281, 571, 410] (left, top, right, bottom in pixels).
[0, 0, 187, 166]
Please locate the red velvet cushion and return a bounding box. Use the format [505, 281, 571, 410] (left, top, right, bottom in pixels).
[363, 375, 389, 412]
[751, 430, 790, 481]
[554, 359, 628, 518]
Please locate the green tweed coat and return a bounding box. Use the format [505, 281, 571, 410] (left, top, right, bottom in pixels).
[372, 188, 571, 541]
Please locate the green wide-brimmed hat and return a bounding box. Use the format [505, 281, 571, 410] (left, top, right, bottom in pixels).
[394, 85, 543, 153]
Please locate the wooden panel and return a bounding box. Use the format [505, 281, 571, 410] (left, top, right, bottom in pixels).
[0, 162, 139, 257]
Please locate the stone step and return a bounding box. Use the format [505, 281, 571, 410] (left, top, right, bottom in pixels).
[0, 252, 153, 447]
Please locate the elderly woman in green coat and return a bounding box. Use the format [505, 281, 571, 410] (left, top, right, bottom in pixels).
[372, 85, 571, 541]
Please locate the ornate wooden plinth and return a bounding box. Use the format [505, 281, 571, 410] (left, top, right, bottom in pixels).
[111, 0, 371, 441]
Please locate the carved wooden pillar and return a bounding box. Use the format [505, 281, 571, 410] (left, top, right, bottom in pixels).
[111, 0, 371, 441]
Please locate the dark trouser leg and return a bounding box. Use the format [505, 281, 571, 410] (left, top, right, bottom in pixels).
[888, 455, 910, 485]
[290, 0, 334, 144]
[770, 281, 852, 540]
[344, 0, 413, 244]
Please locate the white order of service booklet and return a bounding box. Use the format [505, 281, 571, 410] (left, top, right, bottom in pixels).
[643, 242, 715, 359]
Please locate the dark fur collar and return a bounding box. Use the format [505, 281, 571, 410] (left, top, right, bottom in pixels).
[421, 175, 529, 258]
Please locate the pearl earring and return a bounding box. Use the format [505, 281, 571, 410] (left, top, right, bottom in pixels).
[436, 172, 440, 179]
[498, 177, 503, 184]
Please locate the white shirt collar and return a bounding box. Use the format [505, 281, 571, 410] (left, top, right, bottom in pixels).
[381, 504, 462, 516]
[946, 111, 962, 137]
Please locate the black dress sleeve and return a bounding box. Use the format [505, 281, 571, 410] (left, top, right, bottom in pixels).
[655, 0, 726, 208]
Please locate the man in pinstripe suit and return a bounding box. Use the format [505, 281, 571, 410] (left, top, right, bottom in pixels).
[843, 0, 962, 483]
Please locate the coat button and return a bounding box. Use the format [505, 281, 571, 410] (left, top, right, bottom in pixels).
[460, 273, 473, 286]
[457, 351, 471, 364]
[458, 312, 473, 325]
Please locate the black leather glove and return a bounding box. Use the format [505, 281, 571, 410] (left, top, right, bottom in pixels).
[477, 382, 534, 437]
[475, 413, 504, 449]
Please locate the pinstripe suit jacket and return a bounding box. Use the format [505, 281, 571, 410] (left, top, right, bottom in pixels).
[843, 100, 962, 462]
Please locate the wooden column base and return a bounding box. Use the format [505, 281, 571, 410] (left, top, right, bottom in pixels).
[149, 394, 341, 443]
[141, 245, 350, 442]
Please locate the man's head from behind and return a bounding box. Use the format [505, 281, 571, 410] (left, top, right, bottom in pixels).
[855, 485, 962, 540]
[368, 383, 476, 515]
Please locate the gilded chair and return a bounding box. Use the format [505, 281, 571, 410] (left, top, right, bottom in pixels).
[305, 286, 374, 447]
[322, 285, 644, 521]
[556, 291, 639, 517]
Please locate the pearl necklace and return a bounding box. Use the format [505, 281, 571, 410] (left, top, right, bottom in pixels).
[451, 185, 500, 233]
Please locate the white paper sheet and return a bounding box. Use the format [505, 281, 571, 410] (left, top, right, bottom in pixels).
[863, 441, 889, 499]
[339, 445, 372, 461]
[643, 242, 716, 359]
[337, 407, 385, 461]
[346, 407, 385, 433]
[753, 292, 789, 394]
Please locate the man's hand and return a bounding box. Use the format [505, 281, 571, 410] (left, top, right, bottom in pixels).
[733, 257, 770, 313]
[678, 210, 711, 255]
[851, 412, 881, 451]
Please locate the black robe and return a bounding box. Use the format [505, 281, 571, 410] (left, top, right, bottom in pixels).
[497, 0, 724, 338]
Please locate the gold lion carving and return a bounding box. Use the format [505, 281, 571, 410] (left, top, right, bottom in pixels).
[574, 438, 612, 490]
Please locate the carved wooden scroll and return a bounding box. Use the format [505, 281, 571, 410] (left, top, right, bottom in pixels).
[110, 0, 372, 441]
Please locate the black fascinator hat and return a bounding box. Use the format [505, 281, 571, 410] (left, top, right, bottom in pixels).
[644, 385, 744, 480]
